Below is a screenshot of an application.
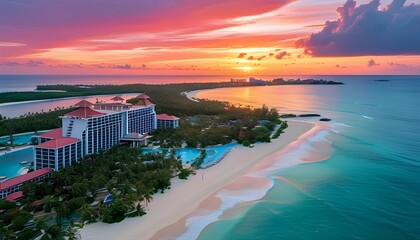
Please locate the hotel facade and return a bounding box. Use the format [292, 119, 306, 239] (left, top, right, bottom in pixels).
[34, 94, 175, 171]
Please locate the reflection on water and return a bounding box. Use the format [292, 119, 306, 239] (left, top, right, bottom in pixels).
[197, 85, 339, 114]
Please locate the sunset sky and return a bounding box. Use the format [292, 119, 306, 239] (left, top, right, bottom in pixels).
[0, 0, 419, 75]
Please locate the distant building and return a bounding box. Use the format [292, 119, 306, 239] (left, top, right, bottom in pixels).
[157, 114, 179, 129]
[34, 94, 158, 171]
[248, 77, 266, 85]
[0, 168, 52, 199]
[230, 78, 248, 83]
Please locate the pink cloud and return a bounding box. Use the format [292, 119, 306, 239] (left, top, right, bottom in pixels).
[0, 0, 292, 58]
[296, 0, 420, 56]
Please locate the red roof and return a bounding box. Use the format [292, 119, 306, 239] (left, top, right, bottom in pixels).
[95, 102, 128, 106]
[136, 98, 154, 107]
[136, 93, 150, 99]
[65, 107, 105, 118]
[0, 168, 52, 190]
[5, 191, 24, 201]
[74, 100, 94, 107]
[122, 133, 151, 140]
[157, 114, 179, 121]
[111, 96, 124, 101]
[38, 128, 63, 139]
[37, 137, 80, 149]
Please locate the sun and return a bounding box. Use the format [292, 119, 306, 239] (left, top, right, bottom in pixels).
[236, 66, 253, 72]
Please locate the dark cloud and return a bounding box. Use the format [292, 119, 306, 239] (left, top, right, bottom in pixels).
[0, 60, 216, 71]
[245, 55, 266, 61]
[368, 59, 380, 67]
[0, 61, 20, 67]
[336, 64, 347, 68]
[275, 51, 290, 60]
[237, 53, 247, 58]
[388, 62, 408, 67]
[0, 60, 45, 67]
[111, 64, 133, 70]
[296, 0, 420, 56]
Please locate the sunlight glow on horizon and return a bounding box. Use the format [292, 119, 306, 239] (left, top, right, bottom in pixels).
[0, 0, 419, 75]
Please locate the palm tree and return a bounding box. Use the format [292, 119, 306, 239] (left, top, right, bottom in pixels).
[63, 220, 83, 240]
[80, 203, 99, 224]
[53, 201, 69, 224]
[143, 190, 153, 208]
[42, 195, 57, 213]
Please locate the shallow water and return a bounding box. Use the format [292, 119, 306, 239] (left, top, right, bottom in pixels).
[0, 147, 32, 181]
[196, 76, 420, 240]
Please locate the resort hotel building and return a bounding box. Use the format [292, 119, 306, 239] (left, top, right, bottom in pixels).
[0, 168, 52, 200]
[34, 94, 178, 171]
[157, 114, 179, 129]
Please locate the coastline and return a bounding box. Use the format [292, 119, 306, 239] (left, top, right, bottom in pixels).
[80, 120, 317, 240]
[184, 90, 210, 102]
[0, 93, 138, 108]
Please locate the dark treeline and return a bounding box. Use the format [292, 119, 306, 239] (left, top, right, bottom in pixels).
[0, 82, 251, 104]
[0, 109, 75, 137]
[0, 78, 343, 105]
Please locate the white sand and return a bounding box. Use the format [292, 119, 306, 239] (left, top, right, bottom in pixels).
[80, 121, 315, 240]
[182, 91, 200, 102]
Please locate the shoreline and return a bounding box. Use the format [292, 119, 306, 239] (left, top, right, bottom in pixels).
[80, 120, 317, 240]
[0, 93, 138, 108]
[184, 89, 213, 102]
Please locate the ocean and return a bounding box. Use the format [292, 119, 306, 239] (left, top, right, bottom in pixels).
[194, 76, 420, 239]
[1, 75, 419, 239]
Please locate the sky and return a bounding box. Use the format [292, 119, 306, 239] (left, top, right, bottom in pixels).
[0, 0, 419, 75]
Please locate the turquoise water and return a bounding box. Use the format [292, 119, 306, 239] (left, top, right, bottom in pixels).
[0, 147, 33, 180]
[142, 148, 201, 164]
[202, 143, 237, 168]
[142, 143, 237, 166]
[0, 130, 48, 145]
[0, 131, 45, 180]
[197, 76, 420, 240]
[1, 75, 419, 238]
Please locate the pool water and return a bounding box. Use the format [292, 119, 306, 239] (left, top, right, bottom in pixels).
[0, 130, 49, 145]
[142, 142, 238, 167]
[142, 148, 202, 164]
[202, 143, 237, 168]
[0, 147, 33, 181]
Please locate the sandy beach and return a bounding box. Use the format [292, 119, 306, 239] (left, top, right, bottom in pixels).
[183, 90, 203, 102]
[81, 120, 319, 240]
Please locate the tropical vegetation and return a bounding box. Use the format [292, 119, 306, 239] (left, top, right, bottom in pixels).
[1, 146, 191, 239]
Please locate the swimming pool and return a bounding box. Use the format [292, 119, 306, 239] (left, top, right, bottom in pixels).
[202, 142, 238, 168]
[0, 147, 33, 181]
[0, 130, 49, 145]
[142, 148, 202, 164]
[141, 142, 238, 168]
